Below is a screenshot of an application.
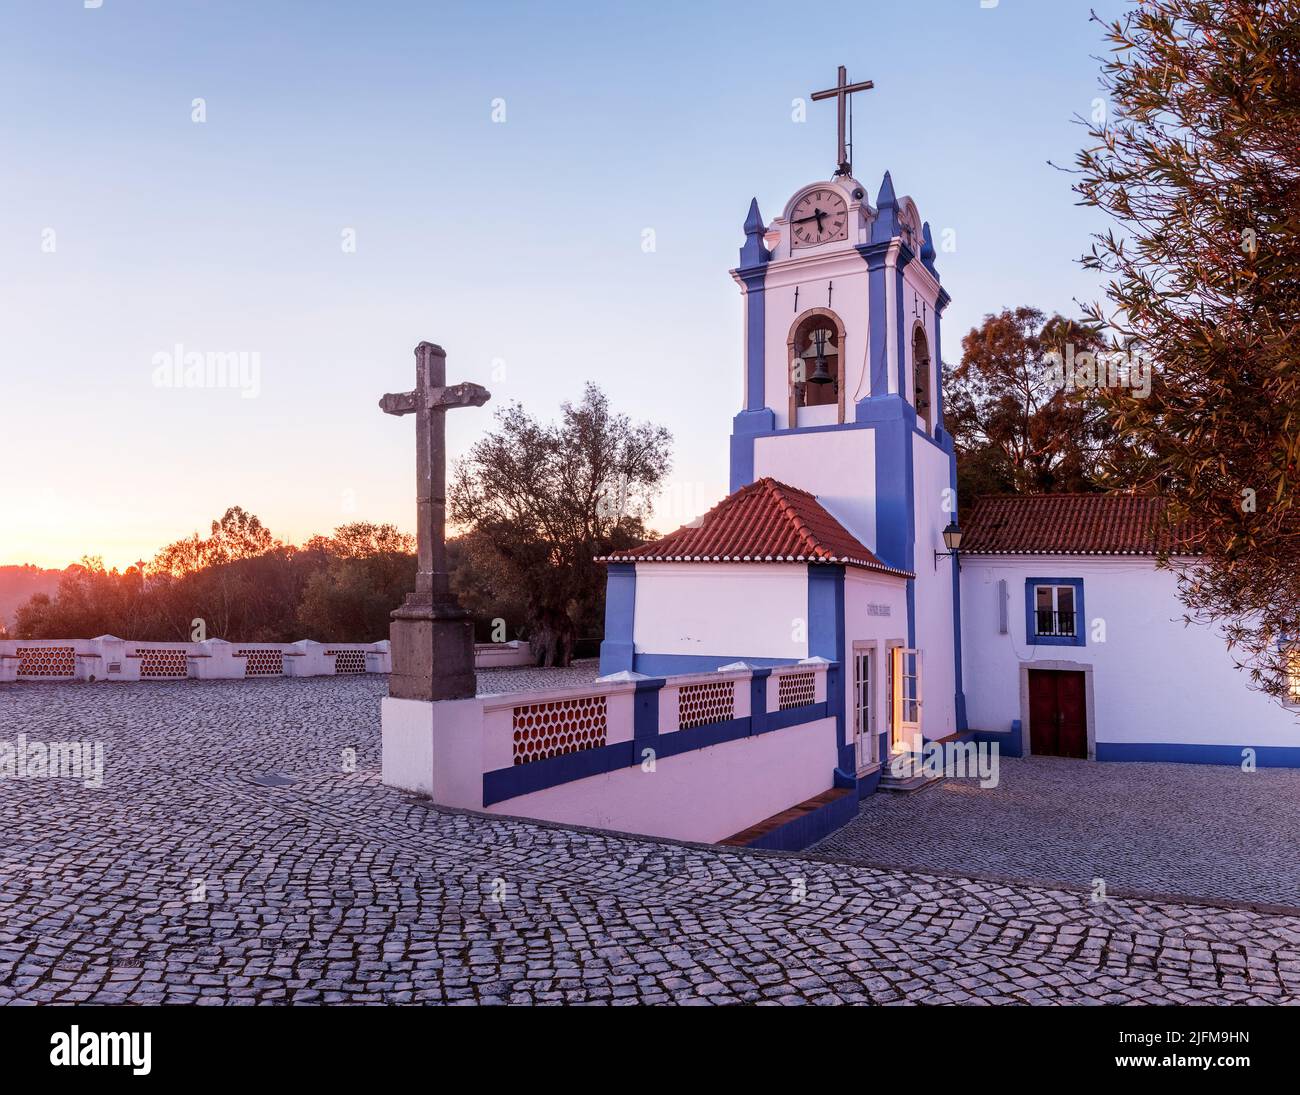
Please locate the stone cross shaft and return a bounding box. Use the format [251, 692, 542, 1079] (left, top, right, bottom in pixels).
[379, 342, 490, 607]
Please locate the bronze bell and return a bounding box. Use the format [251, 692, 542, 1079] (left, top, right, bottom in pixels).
[807, 327, 833, 385]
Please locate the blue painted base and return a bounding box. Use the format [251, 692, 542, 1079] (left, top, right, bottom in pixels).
[1097, 741, 1300, 767]
[742, 789, 859, 852]
[970, 727, 1023, 759]
[632, 652, 797, 676]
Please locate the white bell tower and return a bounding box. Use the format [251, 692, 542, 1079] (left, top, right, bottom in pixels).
[726, 66, 967, 732]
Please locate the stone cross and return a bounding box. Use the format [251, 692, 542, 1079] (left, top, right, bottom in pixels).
[379, 341, 490, 701]
[810, 65, 874, 178]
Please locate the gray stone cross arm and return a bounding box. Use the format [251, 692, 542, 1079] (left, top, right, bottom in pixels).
[376, 340, 491, 612]
[378, 381, 491, 417]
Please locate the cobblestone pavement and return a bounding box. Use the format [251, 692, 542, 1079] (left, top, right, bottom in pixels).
[813, 755, 1300, 909]
[476, 660, 600, 695]
[1, 677, 1299, 1005]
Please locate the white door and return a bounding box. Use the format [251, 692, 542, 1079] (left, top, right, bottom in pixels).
[853, 644, 877, 772]
[890, 646, 922, 753]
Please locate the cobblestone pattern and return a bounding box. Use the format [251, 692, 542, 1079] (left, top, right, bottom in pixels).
[813, 755, 1300, 909]
[1, 678, 1298, 1005]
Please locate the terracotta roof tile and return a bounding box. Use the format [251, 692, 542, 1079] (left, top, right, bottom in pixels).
[961, 493, 1201, 555]
[601, 477, 912, 577]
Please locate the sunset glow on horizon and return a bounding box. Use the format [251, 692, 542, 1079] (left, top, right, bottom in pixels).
[2, 0, 1116, 574]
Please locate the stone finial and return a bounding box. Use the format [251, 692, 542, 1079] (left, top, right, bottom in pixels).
[921, 221, 939, 275]
[738, 197, 771, 268]
[870, 171, 900, 244]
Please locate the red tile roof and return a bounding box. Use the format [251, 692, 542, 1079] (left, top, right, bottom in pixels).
[601, 477, 912, 577]
[961, 494, 1202, 556]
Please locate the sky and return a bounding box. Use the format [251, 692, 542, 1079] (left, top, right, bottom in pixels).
[0, 0, 1125, 570]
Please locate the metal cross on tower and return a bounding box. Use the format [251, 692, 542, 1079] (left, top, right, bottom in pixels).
[810, 65, 875, 177]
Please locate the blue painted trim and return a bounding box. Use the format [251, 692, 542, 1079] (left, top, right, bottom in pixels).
[858, 242, 891, 398]
[631, 678, 664, 764]
[655, 716, 751, 758]
[1096, 741, 1300, 768]
[729, 407, 775, 492]
[749, 668, 771, 735]
[808, 565, 849, 768]
[807, 566, 844, 662]
[1025, 577, 1086, 647]
[598, 563, 636, 674]
[632, 653, 797, 676]
[933, 307, 946, 433]
[744, 418, 876, 439]
[766, 700, 829, 733]
[970, 726, 1021, 758]
[895, 264, 908, 395]
[740, 789, 859, 852]
[857, 396, 919, 655]
[858, 396, 915, 575]
[738, 267, 767, 412]
[484, 741, 634, 806]
[911, 425, 949, 453]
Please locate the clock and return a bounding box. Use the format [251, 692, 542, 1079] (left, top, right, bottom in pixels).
[790, 188, 848, 249]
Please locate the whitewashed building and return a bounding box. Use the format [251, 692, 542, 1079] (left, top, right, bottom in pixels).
[597, 175, 1300, 775]
[383, 127, 1299, 854]
[958, 494, 1300, 766]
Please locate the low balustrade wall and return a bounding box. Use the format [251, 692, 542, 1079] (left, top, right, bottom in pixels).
[382, 659, 846, 845]
[0, 636, 393, 682]
[0, 636, 536, 683]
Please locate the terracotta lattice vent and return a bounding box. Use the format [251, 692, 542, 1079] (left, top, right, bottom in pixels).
[512, 695, 607, 765]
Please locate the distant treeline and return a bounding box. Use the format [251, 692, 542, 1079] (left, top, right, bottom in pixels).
[9, 506, 519, 645]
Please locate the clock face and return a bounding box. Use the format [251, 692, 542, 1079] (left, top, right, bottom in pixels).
[790, 188, 848, 248]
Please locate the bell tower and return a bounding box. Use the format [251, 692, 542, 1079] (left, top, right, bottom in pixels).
[726, 66, 966, 732]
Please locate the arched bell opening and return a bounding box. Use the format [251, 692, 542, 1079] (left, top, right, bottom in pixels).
[912, 324, 933, 435]
[787, 308, 846, 426]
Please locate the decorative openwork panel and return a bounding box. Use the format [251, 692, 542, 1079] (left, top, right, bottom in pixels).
[512, 695, 607, 765]
[238, 649, 284, 677]
[777, 671, 816, 710]
[327, 649, 367, 675]
[678, 680, 735, 730]
[137, 649, 188, 679]
[17, 647, 75, 678]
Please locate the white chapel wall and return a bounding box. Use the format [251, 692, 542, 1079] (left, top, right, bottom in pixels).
[633, 562, 808, 662]
[910, 433, 959, 739]
[961, 555, 1300, 749]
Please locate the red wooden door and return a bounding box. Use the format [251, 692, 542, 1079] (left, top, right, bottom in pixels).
[1056, 672, 1087, 758]
[1027, 670, 1087, 759]
[1027, 670, 1059, 756]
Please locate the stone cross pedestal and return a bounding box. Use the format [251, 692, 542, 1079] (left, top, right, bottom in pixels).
[380, 341, 490, 701]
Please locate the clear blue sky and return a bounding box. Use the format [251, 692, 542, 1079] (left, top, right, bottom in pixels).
[0, 0, 1123, 568]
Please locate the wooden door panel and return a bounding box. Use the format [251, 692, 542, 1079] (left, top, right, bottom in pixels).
[1057, 671, 1088, 758]
[1027, 670, 1058, 756]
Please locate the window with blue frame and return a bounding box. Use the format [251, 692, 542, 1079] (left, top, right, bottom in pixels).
[1025, 578, 1085, 646]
